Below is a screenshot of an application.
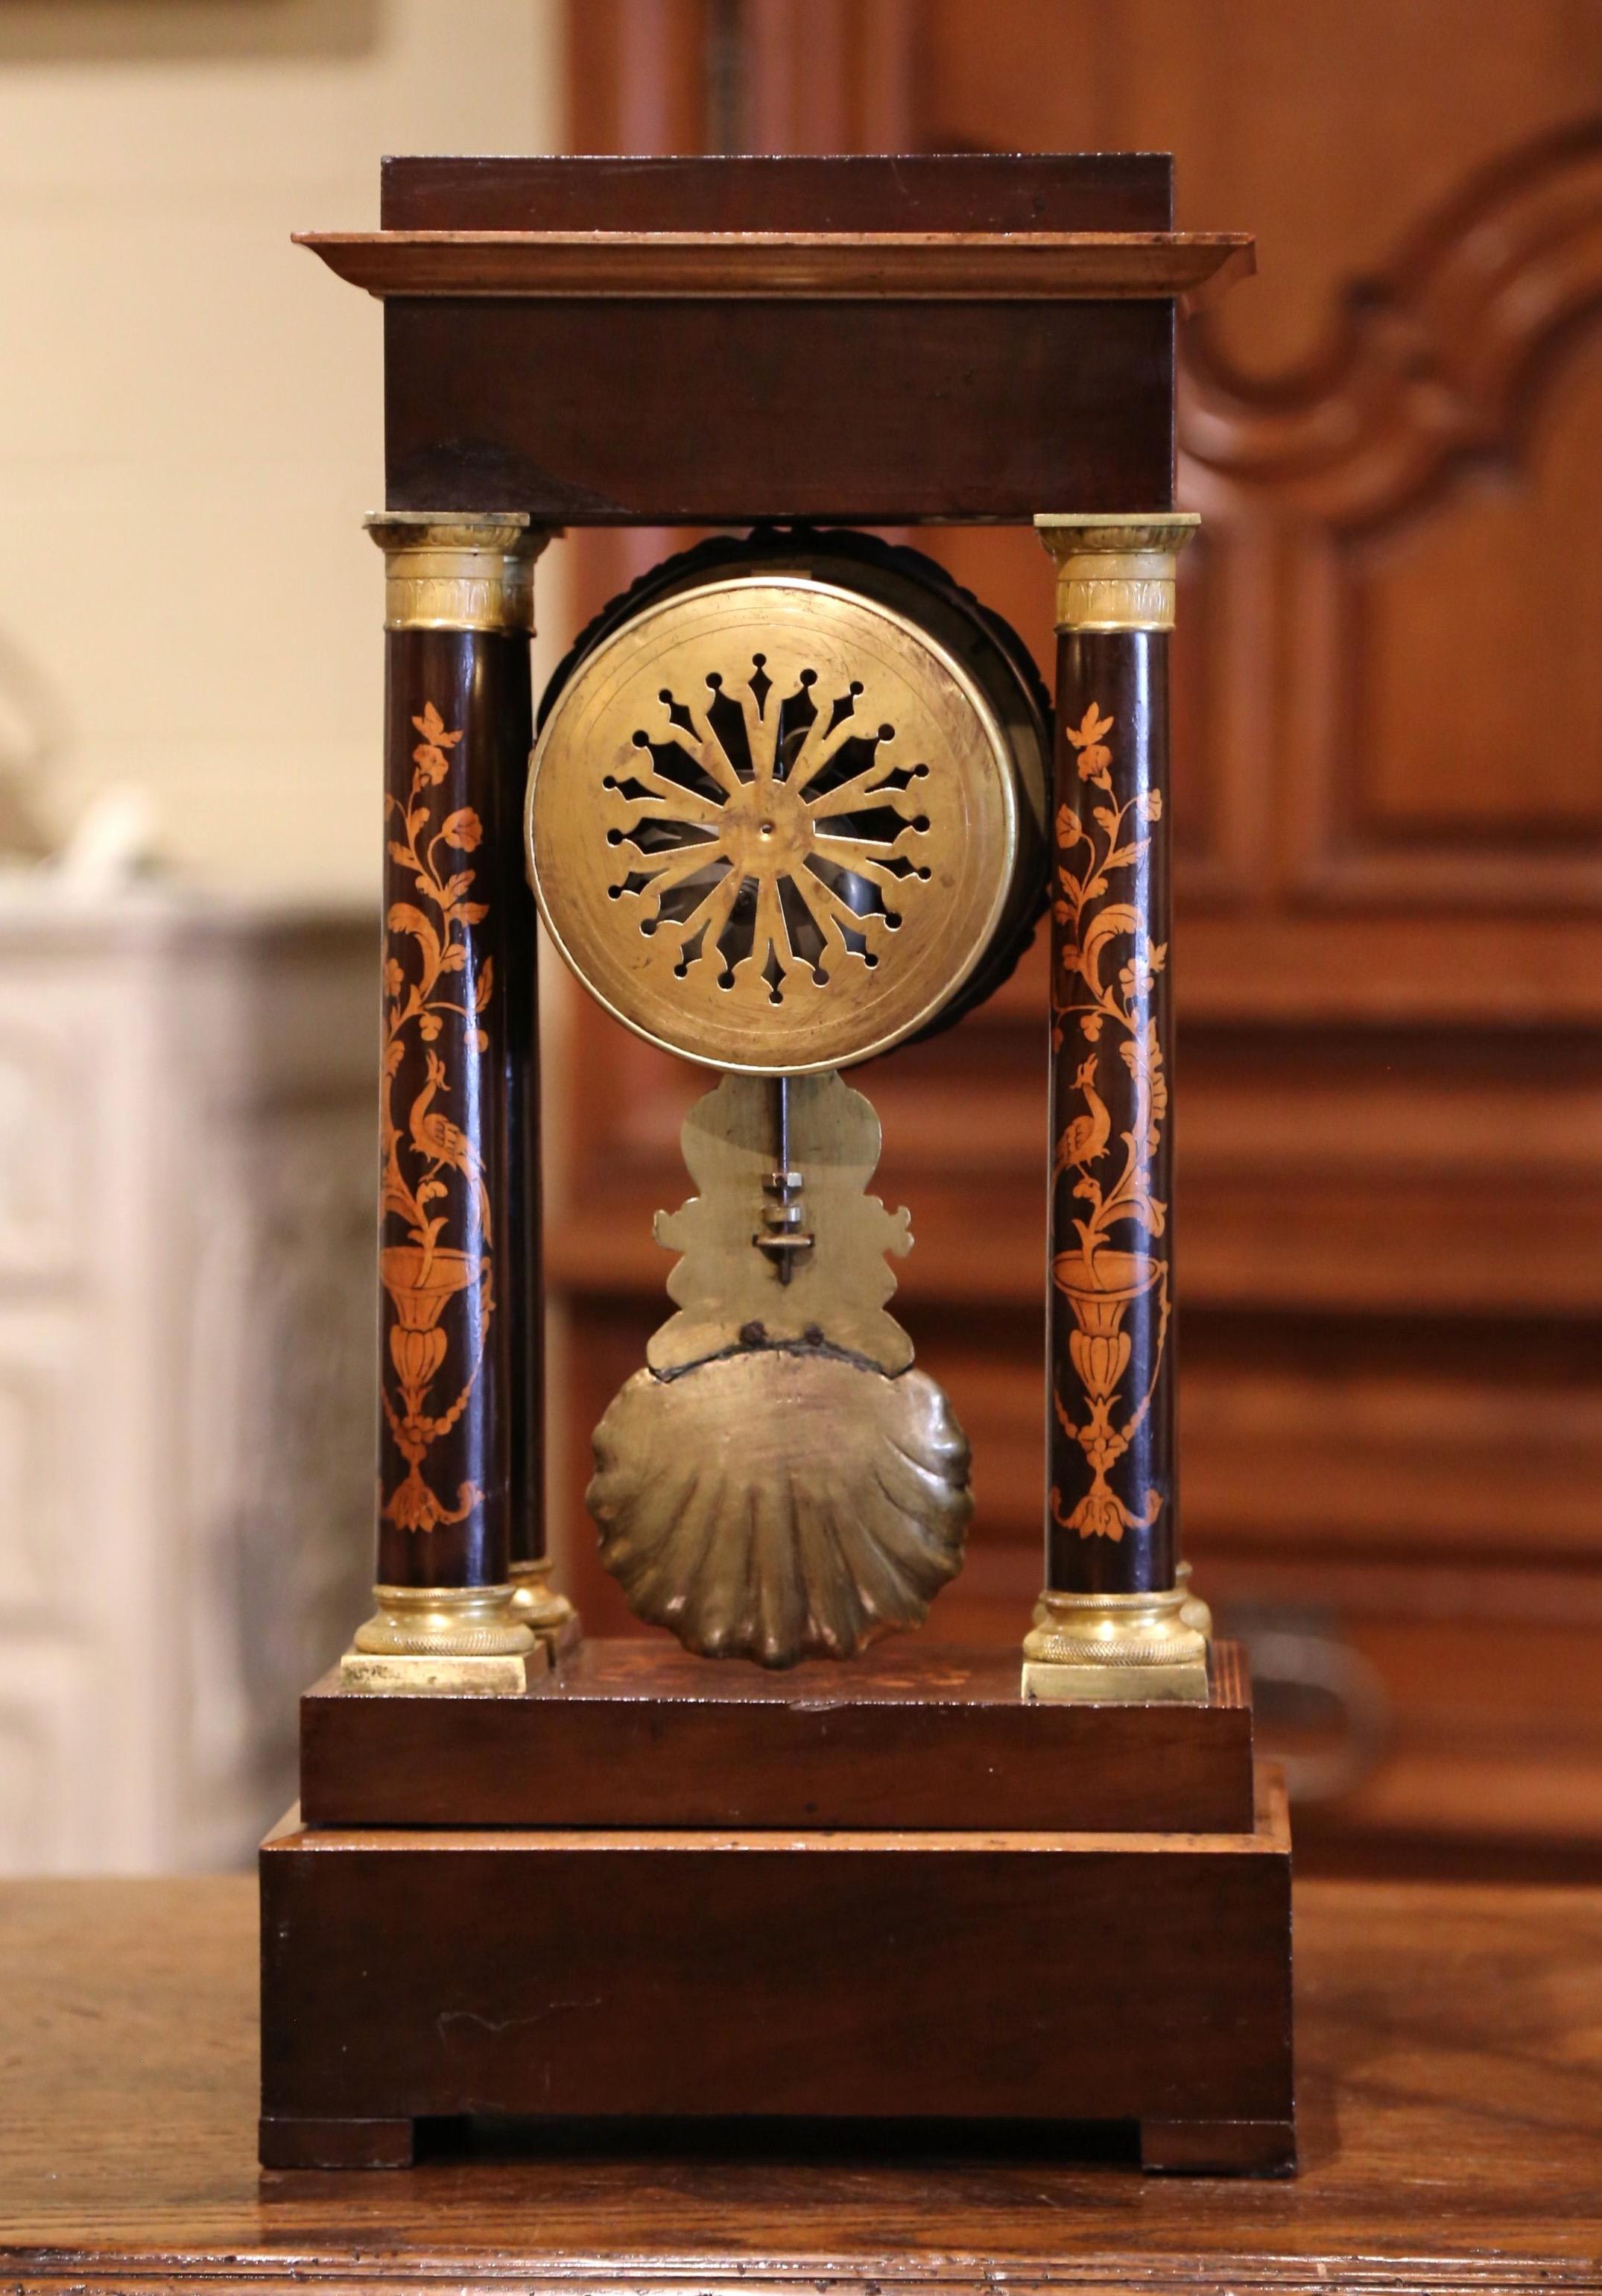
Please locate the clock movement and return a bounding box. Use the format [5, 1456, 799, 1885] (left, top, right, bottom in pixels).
[530, 528, 1049, 1666]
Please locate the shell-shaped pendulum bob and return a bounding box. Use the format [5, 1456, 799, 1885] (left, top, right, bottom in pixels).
[587, 1348, 972, 1667]
[583, 1068, 972, 1667]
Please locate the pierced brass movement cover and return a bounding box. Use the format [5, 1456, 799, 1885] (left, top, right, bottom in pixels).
[528, 573, 1033, 1073]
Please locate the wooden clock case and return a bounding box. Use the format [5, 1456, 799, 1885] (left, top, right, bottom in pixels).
[262, 153, 1291, 2179]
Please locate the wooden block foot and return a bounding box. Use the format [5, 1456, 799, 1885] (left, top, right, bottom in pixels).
[259, 2115, 415, 2169]
[1139, 2116, 1297, 2175]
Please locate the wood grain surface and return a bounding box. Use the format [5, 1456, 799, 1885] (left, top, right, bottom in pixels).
[352, 146, 1198, 523]
[259, 1775, 1291, 2165]
[378, 294, 1174, 523]
[300, 1639, 1256, 1832]
[376, 152, 1175, 234]
[1, 1878, 1598, 2288]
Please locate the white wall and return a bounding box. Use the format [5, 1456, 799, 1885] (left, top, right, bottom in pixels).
[0, 0, 567, 896]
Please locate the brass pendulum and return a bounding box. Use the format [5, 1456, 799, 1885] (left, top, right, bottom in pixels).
[584, 1072, 972, 1667]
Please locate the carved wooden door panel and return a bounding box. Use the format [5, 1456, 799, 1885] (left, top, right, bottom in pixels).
[552, 0, 1602, 1867]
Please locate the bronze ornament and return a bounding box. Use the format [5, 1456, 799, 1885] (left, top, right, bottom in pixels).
[584, 1069, 970, 1668]
[525, 535, 1062, 1669]
[364, 511, 549, 634]
[527, 575, 1027, 1074]
[1034, 513, 1199, 633]
[508, 1557, 578, 1645]
[589, 1351, 970, 1669]
[526, 539, 1055, 1665]
[1021, 1587, 1208, 1704]
[648, 1072, 914, 1376]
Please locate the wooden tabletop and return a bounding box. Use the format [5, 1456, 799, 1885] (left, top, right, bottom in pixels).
[1, 1878, 1599, 2292]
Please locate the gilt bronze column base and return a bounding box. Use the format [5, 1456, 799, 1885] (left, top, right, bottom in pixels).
[1030, 1563, 1212, 1640]
[1176, 1559, 1213, 1640]
[342, 1584, 534, 1695]
[508, 1557, 580, 1652]
[1021, 1586, 1209, 1704]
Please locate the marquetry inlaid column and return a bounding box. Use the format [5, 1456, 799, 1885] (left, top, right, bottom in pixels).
[1022, 514, 1209, 1703]
[343, 512, 566, 1692]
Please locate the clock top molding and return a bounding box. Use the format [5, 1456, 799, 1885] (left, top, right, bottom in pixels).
[295, 230, 1251, 306]
[296, 154, 1253, 525]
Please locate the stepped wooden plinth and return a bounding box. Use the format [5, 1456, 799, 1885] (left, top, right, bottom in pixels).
[301, 1638, 1256, 1832]
[262, 1641, 1294, 2176]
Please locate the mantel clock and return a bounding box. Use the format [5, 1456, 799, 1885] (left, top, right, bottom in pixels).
[260, 153, 1294, 2178]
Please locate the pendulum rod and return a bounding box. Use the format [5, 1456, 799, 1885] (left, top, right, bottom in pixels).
[756, 1073, 812, 1283]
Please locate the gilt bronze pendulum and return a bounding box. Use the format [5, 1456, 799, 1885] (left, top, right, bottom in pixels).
[527, 531, 1051, 1666]
[587, 1069, 970, 1666]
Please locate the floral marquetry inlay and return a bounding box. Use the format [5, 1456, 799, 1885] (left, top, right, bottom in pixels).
[1050, 703, 1170, 1542]
[379, 703, 494, 1537]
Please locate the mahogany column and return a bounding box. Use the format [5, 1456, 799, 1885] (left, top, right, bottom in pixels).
[344, 513, 560, 1692]
[1022, 516, 1209, 1702]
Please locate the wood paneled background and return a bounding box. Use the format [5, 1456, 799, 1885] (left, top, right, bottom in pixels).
[549, 0, 1602, 1871]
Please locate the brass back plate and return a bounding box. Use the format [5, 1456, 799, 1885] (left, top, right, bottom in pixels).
[527, 577, 1020, 1073]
